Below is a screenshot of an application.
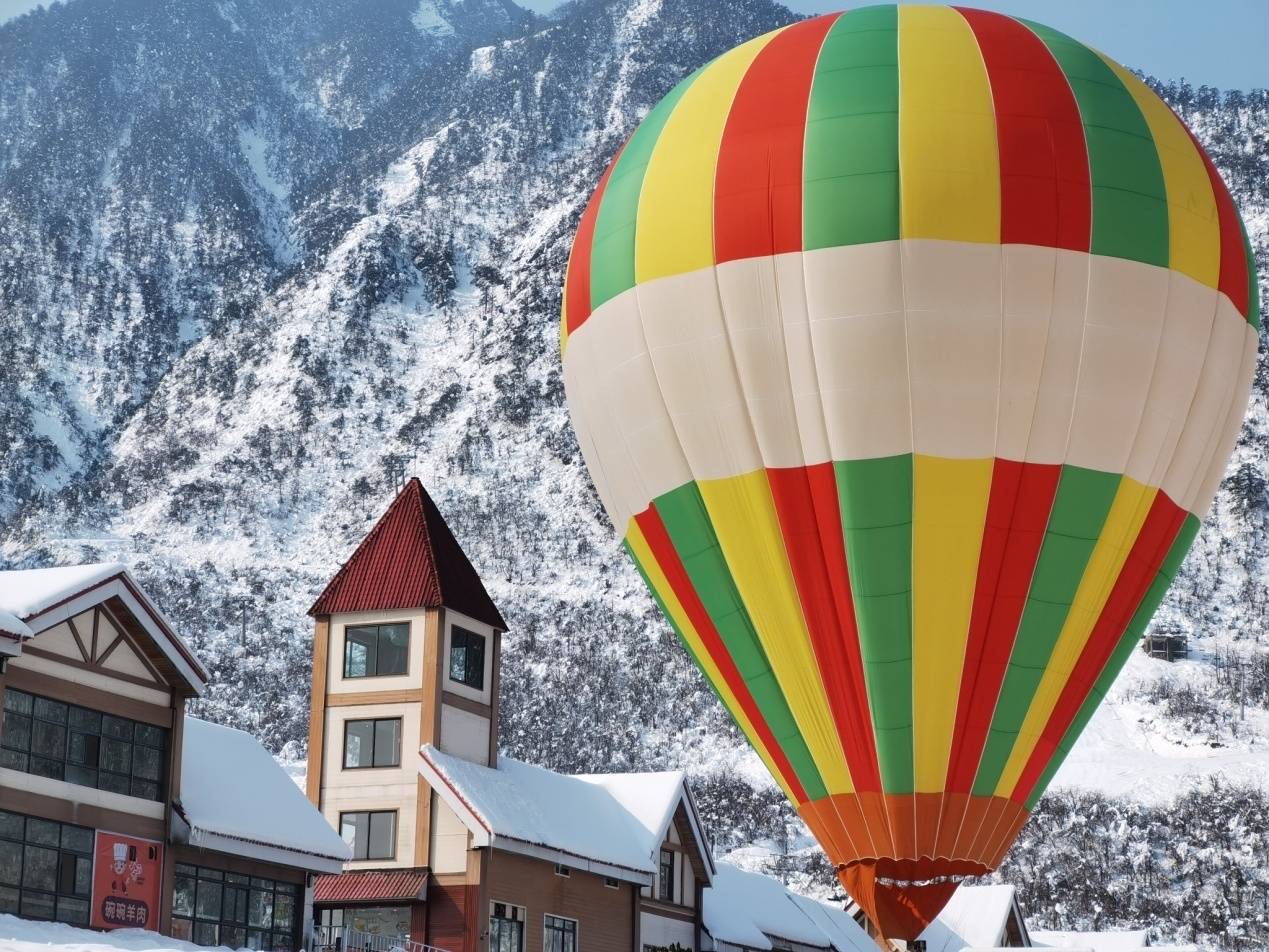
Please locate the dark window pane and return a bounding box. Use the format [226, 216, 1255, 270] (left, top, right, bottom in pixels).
[2, 713, 31, 751]
[249, 888, 273, 928]
[344, 720, 375, 768]
[450, 627, 485, 689]
[367, 812, 395, 860]
[68, 707, 101, 733]
[65, 765, 98, 788]
[174, 875, 196, 917]
[61, 825, 92, 855]
[22, 845, 57, 890]
[171, 917, 193, 941]
[0, 749, 28, 772]
[3, 690, 32, 715]
[0, 811, 23, 839]
[101, 715, 132, 741]
[0, 884, 17, 914]
[344, 628, 377, 678]
[68, 732, 100, 767]
[194, 920, 219, 946]
[20, 889, 55, 920]
[56, 896, 89, 926]
[374, 720, 401, 767]
[274, 891, 294, 930]
[74, 856, 92, 896]
[99, 772, 130, 795]
[101, 738, 131, 774]
[33, 697, 67, 725]
[28, 756, 63, 781]
[31, 720, 66, 759]
[133, 744, 161, 781]
[340, 813, 366, 861]
[26, 820, 58, 847]
[247, 930, 267, 950]
[131, 779, 159, 801]
[226, 885, 249, 923]
[227, 873, 250, 886]
[0, 841, 20, 886]
[57, 852, 77, 894]
[274, 933, 294, 951]
[224, 926, 247, 949]
[378, 624, 409, 675]
[135, 723, 164, 748]
[200, 867, 224, 881]
[196, 879, 223, 919]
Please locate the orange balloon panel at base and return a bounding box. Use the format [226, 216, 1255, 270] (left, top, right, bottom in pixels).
[840, 862, 967, 943]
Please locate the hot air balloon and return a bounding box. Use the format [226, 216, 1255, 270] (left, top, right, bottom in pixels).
[560, 4, 1259, 941]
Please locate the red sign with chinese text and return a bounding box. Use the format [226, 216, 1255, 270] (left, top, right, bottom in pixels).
[91, 831, 163, 932]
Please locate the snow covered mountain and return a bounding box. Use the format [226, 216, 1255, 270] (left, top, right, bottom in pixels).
[1, 0, 1267, 946]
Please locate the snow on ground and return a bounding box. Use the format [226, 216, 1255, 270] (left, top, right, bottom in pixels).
[1050, 651, 1269, 803]
[0, 914, 232, 952]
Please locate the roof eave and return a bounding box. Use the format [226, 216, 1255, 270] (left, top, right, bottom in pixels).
[186, 826, 349, 874]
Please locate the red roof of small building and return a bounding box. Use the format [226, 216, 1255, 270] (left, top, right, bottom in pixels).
[313, 869, 429, 904]
[309, 478, 506, 630]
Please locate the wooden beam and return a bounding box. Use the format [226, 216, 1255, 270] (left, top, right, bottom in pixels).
[416, 608, 442, 866]
[327, 689, 425, 707]
[306, 617, 330, 807]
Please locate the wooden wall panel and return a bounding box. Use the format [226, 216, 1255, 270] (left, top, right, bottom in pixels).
[307, 616, 330, 806]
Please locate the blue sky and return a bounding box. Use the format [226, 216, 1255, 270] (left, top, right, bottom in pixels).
[1, 0, 1266, 90]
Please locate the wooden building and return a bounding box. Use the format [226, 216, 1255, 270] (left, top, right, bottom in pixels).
[0, 562, 348, 949]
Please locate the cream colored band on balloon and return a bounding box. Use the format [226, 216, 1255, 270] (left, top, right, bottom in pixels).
[563, 240, 1253, 531]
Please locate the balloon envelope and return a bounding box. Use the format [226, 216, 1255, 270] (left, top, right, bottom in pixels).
[561, 4, 1259, 940]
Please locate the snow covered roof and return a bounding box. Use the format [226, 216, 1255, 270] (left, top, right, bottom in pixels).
[0, 562, 208, 692]
[919, 884, 1029, 952]
[178, 718, 350, 873]
[419, 745, 706, 884]
[0, 607, 33, 648]
[575, 768, 715, 879]
[1031, 930, 1153, 951]
[701, 863, 873, 952]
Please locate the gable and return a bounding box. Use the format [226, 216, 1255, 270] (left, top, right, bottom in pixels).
[665, 801, 711, 883]
[22, 603, 166, 688]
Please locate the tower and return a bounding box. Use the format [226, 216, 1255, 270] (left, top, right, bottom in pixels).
[305, 478, 506, 934]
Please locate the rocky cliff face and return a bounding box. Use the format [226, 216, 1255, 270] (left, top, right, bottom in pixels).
[1, 1, 1267, 944]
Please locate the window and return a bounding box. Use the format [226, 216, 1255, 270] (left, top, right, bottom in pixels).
[171, 862, 300, 950]
[553, 863, 570, 877]
[0, 810, 93, 927]
[0, 689, 167, 802]
[343, 718, 402, 769]
[604, 877, 619, 889]
[343, 623, 409, 678]
[658, 849, 674, 902]
[490, 902, 525, 952]
[448, 626, 486, 690]
[544, 915, 577, 952]
[340, 811, 396, 861]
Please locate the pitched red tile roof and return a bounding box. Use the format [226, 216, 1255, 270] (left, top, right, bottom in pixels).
[309, 478, 506, 630]
[313, 869, 429, 904]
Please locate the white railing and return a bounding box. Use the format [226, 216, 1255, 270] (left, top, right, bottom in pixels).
[312, 924, 450, 952]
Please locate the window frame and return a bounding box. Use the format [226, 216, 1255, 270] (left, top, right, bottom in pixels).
[658, 848, 675, 903]
[341, 718, 403, 770]
[543, 914, 578, 952]
[0, 688, 168, 802]
[339, 810, 398, 862]
[489, 901, 525, 952]
[0, 809, 94, 928]
[448, 625, 486, 691]
[171, 861, 301, 950]
[342, 623, 411, 680]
